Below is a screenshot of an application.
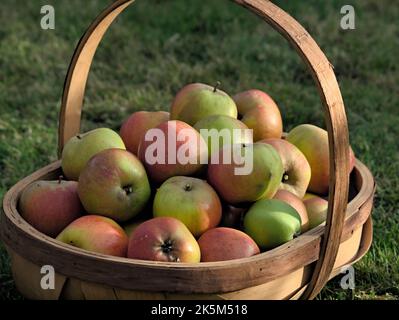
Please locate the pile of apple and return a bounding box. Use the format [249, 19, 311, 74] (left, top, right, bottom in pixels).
[19, 83, 355, 263]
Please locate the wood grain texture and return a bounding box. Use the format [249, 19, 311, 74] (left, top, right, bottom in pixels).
[0, 160, 374, 295]
[58, 0, 134, 154]
[5, 216, 372, 300]
[8, 248, 66, 300]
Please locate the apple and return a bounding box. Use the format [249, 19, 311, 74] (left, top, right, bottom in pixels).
[241, 105, 283, 141]
[303, 195, 328, 229]
[233, 89, 281, 116]
[244, 199, 301, 250]
[286, 124, 355, 195]
[19, 179, 83, 237]
[273, 190, 309, 232]
[138, 120, 207, 184]
[56, 215, 128, 257]
[170, 83, 238, 126]
[123, 220, 145, 238]
[198, 227, 260, 262]
[78, 148, 151, 222]
[220, 203, 247, 229]
[233, 89, 283, 140]
[303, 192, 317, 201]
[120, 111, 170, 155]
[207, 143, 283, 204]
[193, 114, 253, 158]
[121, 202, 154, 237]
[153, 176, 222, 237]
[61, 128, 126, 180]
[127, 217, 201, 263]
[259, 138, 311, 198]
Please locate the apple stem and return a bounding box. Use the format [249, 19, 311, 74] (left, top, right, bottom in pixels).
[184, 184, 192, 192]
[58, 175, 63, 184]
[213, 81, 221, 92]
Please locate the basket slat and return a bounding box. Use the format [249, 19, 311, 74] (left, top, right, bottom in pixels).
[5, 216, 372, 300]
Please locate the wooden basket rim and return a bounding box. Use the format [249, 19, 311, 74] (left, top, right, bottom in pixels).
[0, 159, 375, 293]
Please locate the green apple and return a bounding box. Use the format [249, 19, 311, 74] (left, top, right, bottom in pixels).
[259, 138, 311, 198]
[244, 199, 301, 250]
[273, 189, 309, 232]
[153, 176, 222, 237]
[303, 192, 317, 201]
[123, 220, 145, 238]
[207, 143, 284, 204]
[61, 128, 126, 180]
[78, 148, 151, 222]
[194, 114, 253, 158]
[170, 83, 238, 126]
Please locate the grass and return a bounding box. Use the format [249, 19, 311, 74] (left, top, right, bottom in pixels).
[0, 0, 398, 300]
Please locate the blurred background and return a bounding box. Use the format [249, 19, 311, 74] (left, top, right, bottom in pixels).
[0, 0, 398, 299]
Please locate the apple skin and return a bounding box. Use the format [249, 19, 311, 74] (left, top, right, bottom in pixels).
[198, 227, 260, 262]
[120, 111, 170, 155]
[56, 215, 128, 257]
[303, 192, 317, 201]
[303, 196, 328, 229]
[127, 217, 201, 263]
[61, 128, 126, 181]
[273, 190, 309, 232]
[19, 180, 83, 238]
[153, 176, 222, 237]
[233, 89, 281, 116]
[286, 124, 356, 195]
[220, 203, 247, 229]
[123, 220, 145, 238]
[244, 199, 301, 250]
[78, 148, 151, 222]
[194, 115, 253, 158]
[138, 120, 207, 184]
[170, 83, 238, 126]
[259, 138, 311, 198]
[241, 105, 283, 141]
[207, 143, 284, 204]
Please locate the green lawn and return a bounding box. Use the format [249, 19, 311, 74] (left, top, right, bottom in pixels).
[0, 0, 398, 300]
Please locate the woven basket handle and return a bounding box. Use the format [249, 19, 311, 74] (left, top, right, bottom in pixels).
[58, 0, 349, 299]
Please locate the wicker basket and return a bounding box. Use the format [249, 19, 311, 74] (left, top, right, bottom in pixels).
[0, 0, 375, 300]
